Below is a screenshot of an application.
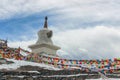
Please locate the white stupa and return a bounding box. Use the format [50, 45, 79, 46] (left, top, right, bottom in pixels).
[29, 16, 60, 56]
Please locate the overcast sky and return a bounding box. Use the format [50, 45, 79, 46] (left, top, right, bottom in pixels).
[0, 0, 120, 60]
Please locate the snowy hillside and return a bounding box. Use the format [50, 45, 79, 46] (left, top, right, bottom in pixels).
[0, 58, 60, 70]
[0, 59, 119, 80]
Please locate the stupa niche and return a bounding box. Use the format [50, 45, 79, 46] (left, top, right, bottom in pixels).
[29, 16, 60, 56]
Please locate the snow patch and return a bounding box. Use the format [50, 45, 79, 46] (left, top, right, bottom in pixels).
[0, 59, 60, 70]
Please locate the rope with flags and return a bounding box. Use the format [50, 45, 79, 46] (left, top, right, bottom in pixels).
[0, 47, 120, 76]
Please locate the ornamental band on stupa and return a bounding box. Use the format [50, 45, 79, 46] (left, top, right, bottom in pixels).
[29, 16, 60, 56]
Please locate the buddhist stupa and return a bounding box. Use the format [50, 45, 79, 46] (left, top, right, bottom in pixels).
[29, 16, 60, 56]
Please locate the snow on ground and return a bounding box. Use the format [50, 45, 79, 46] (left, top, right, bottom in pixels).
[44, 74, 97, 77]
[0, 59, 60, 70]
[27, 71, 40, 73]
[0, 59, 120, 80]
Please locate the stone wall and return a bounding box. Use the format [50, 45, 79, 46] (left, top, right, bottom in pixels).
[0, 65, 120, 80]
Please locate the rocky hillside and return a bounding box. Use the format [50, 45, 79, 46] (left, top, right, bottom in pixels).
[0, 59, 120, 80]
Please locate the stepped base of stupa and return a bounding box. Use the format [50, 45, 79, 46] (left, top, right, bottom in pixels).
[29, 43, 60, 56]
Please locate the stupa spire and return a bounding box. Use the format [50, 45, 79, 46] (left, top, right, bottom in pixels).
[44, 16, 48, 28]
